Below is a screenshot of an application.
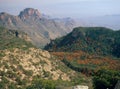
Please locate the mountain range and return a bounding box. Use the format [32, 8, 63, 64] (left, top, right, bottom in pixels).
[0, 8, 76, 47]
[77, 15, 120, 30]
[0, 8, 120, 48]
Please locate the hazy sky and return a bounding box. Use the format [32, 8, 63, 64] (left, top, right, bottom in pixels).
[0, 0, 120, 18]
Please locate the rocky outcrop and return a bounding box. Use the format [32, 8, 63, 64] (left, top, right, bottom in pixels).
[19, 8, 41, 20]
[0, 8, 76, 47]
[114, 81, 120, 89]
[72, 85, 89, 89]
[0, 48, 74, 81]
[56, 85, 89, 89]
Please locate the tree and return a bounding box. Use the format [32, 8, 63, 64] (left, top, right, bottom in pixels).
[93, 69, 120, 89]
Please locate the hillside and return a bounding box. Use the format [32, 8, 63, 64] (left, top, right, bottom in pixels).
[0, 8, 76, 47]
[45, 27, 120, 58]
[0, 27, 92, 89]
[45, 27, 120, 89]
[0, 26, 33, 50]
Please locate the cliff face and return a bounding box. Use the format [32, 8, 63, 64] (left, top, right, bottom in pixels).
[0, 8, 76, 47]
[19, 8, 41, 20]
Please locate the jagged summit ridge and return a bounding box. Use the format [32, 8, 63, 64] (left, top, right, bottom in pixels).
[19, 8, 41, 20]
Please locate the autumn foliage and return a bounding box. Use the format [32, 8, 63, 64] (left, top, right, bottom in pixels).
[51, 51, 120, 75]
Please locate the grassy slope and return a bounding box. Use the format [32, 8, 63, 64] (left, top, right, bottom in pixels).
[0, 26, 34, 50]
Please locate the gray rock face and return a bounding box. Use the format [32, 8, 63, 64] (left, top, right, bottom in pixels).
[19, 8, 41, 20]
[0, 8, 76, 47]
[114, 81, 120, 89]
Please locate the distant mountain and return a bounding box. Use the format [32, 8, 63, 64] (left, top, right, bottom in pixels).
[52, 17, 77, 33]
[45, 27, 120, 57]
[80, 15, 120, 30]
[0, 8, 76, 47]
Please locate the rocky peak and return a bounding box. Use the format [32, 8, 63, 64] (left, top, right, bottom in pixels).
[18, 8, 41, 20]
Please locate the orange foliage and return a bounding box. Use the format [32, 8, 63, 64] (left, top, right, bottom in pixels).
[51, 51, 120, 70]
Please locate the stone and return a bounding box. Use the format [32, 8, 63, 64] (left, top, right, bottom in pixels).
[72, 85, 89, 89]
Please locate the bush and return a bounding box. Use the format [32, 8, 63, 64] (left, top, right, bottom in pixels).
[26, 78, 56, 89]
[93, 69, 120, 89]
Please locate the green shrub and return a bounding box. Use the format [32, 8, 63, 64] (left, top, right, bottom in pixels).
[27, 78, 56, 89]
[93, 69, 120, 89]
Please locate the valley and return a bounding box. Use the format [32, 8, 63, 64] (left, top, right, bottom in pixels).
[0, 8, 120, 89]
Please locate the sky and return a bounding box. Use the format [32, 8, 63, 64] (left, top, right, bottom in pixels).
[0, 0, 120, 18]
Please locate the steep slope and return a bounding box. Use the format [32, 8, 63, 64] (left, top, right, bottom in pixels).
[0, 27, 91, 89]
[45, 27, 120, 89]
[45, 27, 120, 57]
[0, 48, 75, 88]
[0, 26, 33, 50]
[0, 8, 76, 47]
